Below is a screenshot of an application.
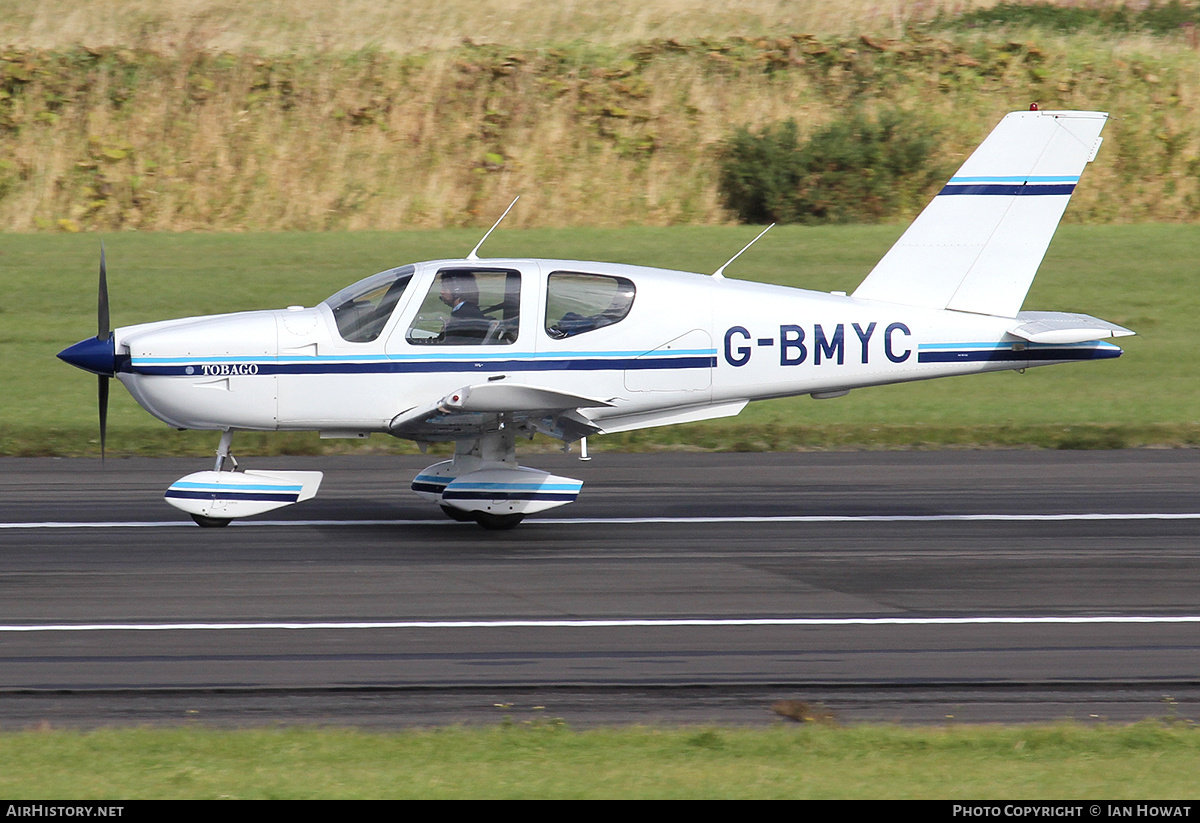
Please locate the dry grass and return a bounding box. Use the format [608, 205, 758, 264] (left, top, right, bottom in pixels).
[2, 2, 1198, 231]
[0, 1, 1004, 54]
[0, 46, 755, 230]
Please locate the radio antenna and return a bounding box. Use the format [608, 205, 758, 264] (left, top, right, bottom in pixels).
[467, 196, 520, 261]
[712, 223, 774, 279]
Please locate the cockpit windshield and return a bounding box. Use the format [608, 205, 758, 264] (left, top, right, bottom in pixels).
[323, 265, 415, 343]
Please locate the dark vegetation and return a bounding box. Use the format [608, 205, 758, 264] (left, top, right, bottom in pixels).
[717, 108, 946, 224]
[936, 0, 1200, 36]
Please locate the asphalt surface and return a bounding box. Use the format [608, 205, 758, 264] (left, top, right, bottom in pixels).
[2, 450, 1199, 728]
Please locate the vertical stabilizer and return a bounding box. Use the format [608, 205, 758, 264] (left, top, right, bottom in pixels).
[852, 110, 1107, 318]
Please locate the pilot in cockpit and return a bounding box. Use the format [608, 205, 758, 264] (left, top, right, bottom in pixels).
[437, 272, 490, 343]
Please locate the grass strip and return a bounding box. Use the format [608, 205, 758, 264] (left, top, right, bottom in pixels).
[0, 721, 1198, 799]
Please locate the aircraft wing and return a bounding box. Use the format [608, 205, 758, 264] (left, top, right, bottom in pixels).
[388, 382, 612, 442]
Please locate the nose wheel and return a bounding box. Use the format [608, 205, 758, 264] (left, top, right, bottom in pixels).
[190, 514, 231, 528]
[471, 511, 524, 531]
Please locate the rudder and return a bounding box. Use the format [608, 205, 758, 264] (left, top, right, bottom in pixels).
[852, 110, 1108, 318]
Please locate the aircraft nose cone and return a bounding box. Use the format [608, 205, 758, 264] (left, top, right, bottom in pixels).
[58, 335, 116, 377]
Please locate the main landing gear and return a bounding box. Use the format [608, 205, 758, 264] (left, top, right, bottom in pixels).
[413, 429, 583, 530]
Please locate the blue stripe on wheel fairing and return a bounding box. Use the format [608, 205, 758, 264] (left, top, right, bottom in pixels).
[442, 491, 580, 502]
[443, 479, 583, 503]
[165, 480, 303, 504]
[448, 482, 582, 491]
[164, 490, 299, 503]
[169, 481, 303, 492]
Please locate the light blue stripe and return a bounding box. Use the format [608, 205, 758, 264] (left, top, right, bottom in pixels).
[133, 349, 717, 366]
[918, 341, 1115, 351]
[138, 354, 391, 364]
[918, 342, 1007, 351]
[529, 349, 716, 359]
[948, 175, 1079, 183]
[169, 482, 303, 492]
[450, 482, 583, 491]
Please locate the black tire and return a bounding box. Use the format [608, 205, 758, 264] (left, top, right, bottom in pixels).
[190, 514, 231, 528]
[439, 504, 475, 522]
[472, 511, 525, 531]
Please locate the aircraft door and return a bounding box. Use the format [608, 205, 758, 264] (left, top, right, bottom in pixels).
[623, 328, 713, 393]
[618, 275, 713, 396]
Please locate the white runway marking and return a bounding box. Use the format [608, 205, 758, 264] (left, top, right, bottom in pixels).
[5, 512, 1200, 529]
[0, 616, 1199, 633]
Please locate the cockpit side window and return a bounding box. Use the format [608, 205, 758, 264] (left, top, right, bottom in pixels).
[324, 265, 415, 343]
[544, 272, 636, 339]
[406, 268, 521, 346]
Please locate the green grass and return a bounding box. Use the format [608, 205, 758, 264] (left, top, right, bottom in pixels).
[5, 224, 1195, 457]
[0, 722, 1198, 799]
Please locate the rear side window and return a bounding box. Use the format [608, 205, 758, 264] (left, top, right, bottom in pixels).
[544, 272, 635, 339]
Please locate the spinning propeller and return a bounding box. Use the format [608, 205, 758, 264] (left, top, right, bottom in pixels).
[57, 245, 118, 461]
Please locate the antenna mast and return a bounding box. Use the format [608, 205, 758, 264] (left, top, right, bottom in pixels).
[712, 224, 774, 279]
[467, 197, 520, 261]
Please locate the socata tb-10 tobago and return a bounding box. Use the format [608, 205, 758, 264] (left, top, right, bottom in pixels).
[59, 108, 1132, 529]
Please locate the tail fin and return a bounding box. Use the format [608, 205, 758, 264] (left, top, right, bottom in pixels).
[852, 110, 1107, 318]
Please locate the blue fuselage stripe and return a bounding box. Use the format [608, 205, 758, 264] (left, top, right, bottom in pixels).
[127, 355, 717, 377]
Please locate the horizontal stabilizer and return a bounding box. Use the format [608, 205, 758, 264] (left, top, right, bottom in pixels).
[1008, 311, 1135, 345]
[853, 110, 1108, 318]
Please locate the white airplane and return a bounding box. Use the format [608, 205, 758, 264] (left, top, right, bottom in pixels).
[59, 108, 1133, 529]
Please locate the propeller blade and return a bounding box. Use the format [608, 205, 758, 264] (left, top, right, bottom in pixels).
[98, 245, 110, 462]
[98, 243, 110, 341]
[98, 375, 109, 463]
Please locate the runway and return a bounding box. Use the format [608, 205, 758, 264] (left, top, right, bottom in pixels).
[2, 450, 1199, 727]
